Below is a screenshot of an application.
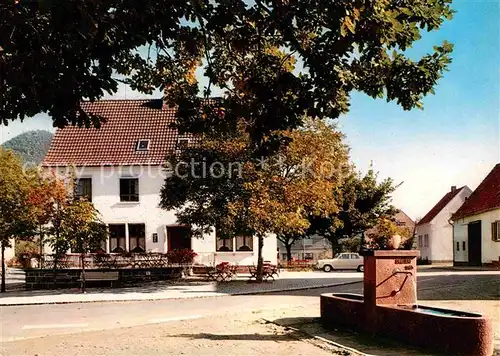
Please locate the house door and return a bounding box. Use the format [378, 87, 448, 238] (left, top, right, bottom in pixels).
[467, 221, 482, 266]
[167, 226, 191, 251]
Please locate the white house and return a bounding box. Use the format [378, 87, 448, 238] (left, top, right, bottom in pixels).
[415, 186, 472, 263]
[42, 99, 277, 267]
[451, 164, 500, 267]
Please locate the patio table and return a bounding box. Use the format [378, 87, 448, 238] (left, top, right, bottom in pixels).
[248, 264, 279, 281]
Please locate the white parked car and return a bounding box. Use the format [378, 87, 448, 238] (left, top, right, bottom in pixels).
[316, 253, 364, 272]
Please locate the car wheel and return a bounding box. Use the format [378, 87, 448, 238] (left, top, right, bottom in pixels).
[323, 265, 333, 273]
[357, 265, 364, 272]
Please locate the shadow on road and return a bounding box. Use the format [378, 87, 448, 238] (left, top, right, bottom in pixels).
[270, 316, 443, 356]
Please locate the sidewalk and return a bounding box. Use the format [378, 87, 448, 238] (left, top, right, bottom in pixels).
[0, 271, 362, 306]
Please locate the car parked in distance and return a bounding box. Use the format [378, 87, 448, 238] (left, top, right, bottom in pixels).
[316, 253, 364, 272]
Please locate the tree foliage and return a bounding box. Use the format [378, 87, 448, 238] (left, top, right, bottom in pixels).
[0, 148, 36, 291]
[366, 216, 412, 250]
[160, 118, 349, 279]
[2, 0, 454, 143]
[308, 168, 398, 254]
[1, 130, 53, 165]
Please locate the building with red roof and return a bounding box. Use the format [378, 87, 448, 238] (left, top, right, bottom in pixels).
[451, 164, 500, 266]
[416, 186, 472, 263]
[42, 99, 277, 266]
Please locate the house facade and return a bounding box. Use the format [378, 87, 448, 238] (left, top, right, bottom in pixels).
[278, 210, 415, 262]
[42, 99, 277, 266]
[416, 186, 472, 263]
[277, 235, 332, 262]
[451, 164, 500, 267]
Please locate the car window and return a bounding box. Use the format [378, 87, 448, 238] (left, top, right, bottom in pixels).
[339, 254, 349, 259]
[351, 254, 359, 259]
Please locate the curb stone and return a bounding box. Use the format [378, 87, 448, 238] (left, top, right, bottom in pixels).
[0, 280, 362, 306]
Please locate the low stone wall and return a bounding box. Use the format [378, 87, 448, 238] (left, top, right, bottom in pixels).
[25, 268, 183, 290]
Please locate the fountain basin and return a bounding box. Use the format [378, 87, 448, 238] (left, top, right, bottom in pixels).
[321, 293, 494, 356]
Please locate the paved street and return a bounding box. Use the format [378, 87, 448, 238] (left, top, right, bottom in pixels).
[1, 271, 498, 355]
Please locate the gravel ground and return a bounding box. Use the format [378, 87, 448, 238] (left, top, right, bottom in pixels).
[1, 311, 354, 356]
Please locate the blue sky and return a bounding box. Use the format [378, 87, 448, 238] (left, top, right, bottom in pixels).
[1, 0, 498, 219]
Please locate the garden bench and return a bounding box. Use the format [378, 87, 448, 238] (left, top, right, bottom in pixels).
[79, 271, 119, 287]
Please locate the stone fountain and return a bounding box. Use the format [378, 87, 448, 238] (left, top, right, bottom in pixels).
[320, 249, 494, 356]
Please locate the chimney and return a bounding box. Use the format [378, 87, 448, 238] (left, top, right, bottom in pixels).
[451, 186, 457, 192]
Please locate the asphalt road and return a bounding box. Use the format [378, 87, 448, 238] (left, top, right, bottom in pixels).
[1, 272, 498, 342]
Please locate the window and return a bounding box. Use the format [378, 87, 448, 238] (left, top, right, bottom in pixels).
[76, 178, 92, 201]
[152, 233, 158, 243]
[120, 178, 139, 202]
[236, 236, 253, 251]
[282, 253, 288, 260]
[136, 140, 150, 151]
[424, 234, 429, 247]
[456, 241, 460, 251]
[351, 254, 360, 259]
[492, 221, 500, 242]
[462, 241, 466, 251]
[418, 235, 423, 247]
[216, 237, 234, 252]
[303, 252, 314, 260]
[177, 138, 189, 149]
[129, 224, 146, 253]
[338, 254, 350, 259]
[109, 224, 126, 252]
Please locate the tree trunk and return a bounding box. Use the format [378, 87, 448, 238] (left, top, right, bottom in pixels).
[285, 244, 293, 262]
[1, 241, 6, 293]
[256, 235, 264, 283]
[80, 253, 86, 293]
[39, 226, 44, 269]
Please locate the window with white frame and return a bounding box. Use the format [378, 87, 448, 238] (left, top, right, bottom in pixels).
[418, 235, 422, 247]
[120, 178, 139, 202]
[216, 237, 234, 252]
[236, 236, 253, 251]
[109, 224, 126, 252]
[129, 223, 146, 253]
[75, 178, 92, 201]
[492, 221, 500, 242]
[424, 234, 429, 247]
[215, 235, 253, 252]
[456, 241, 460, 251]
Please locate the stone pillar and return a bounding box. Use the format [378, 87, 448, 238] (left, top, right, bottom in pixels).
[362, 250, 420, 307]
[362, 250, 419, 334]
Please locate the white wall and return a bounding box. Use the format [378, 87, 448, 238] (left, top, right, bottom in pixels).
[51, 166, 277, 265]
[56, 165, 176, 253]
[415, 187, 472, 262]
[453, 209, 500, 264]
[4, 239, 15, 261]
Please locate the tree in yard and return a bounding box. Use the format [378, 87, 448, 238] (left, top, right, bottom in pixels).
[25, 172, 68, 267]
[2, 1, 453, 145]
[60, 198, 108, 293]
[307, 168, 398, 256]
[44, 177, 108, 290]
[160, 119, 349, 281]
[0, 148, 36, 292]
[366, 216, 412, 250]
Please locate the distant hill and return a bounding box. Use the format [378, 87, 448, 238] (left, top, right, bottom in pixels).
[2, 130, 53, 165]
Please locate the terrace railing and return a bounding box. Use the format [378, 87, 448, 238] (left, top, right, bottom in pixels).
[40, 253, 192, 269]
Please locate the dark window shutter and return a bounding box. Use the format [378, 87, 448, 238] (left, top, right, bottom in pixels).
[492, 222, 498, 241]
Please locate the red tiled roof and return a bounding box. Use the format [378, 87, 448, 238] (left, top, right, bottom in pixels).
[452, 164, 500, 220]
[417, 186, 465, 225]
[43, 99, 189, 166]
